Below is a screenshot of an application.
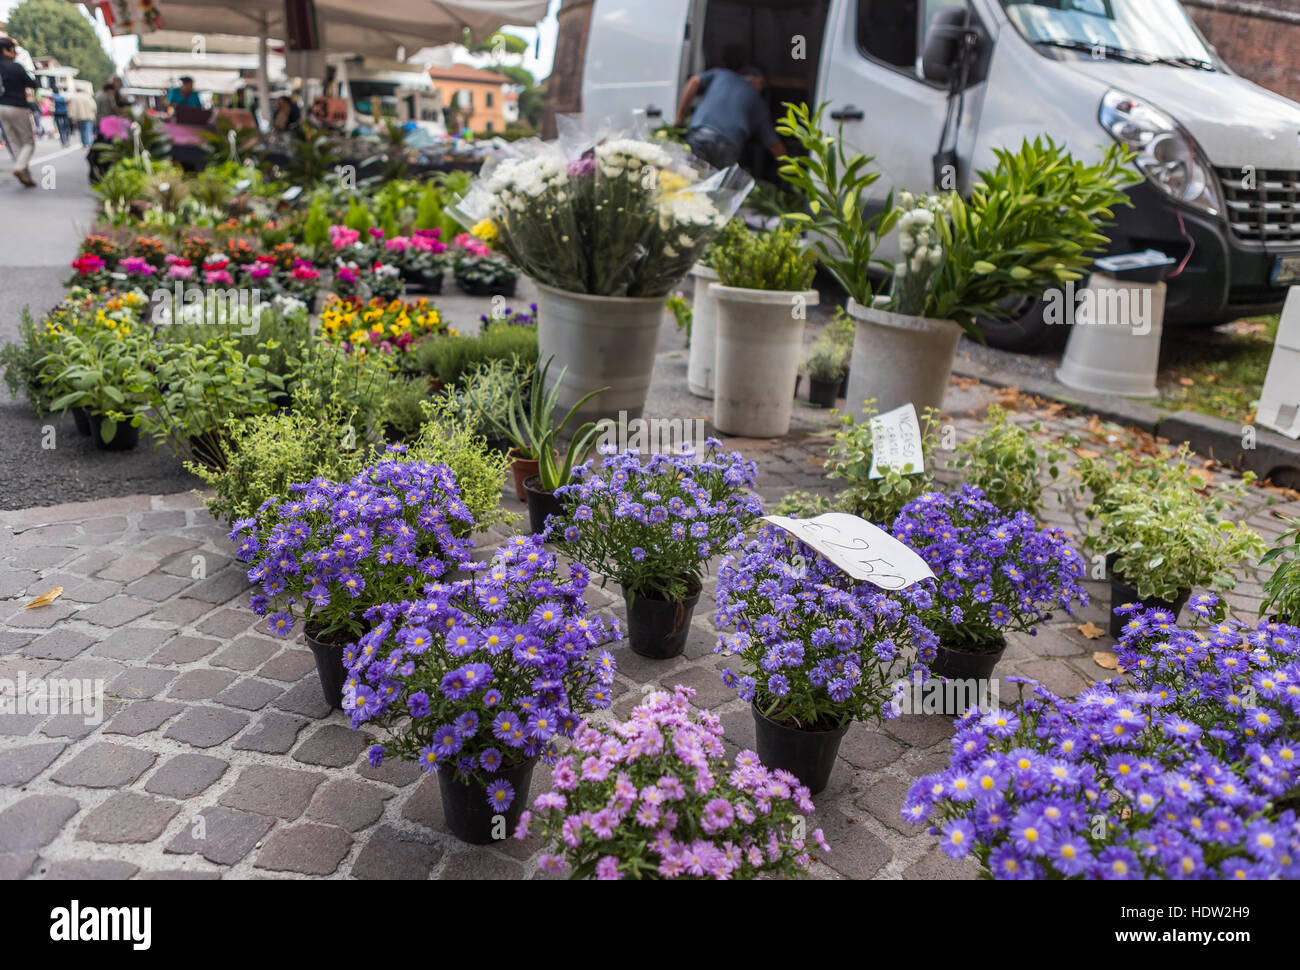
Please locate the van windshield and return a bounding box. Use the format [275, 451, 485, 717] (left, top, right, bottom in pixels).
[1001, 0, 1217, 67]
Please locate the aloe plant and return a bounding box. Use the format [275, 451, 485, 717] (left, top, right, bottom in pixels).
[488, 356, 607, 492]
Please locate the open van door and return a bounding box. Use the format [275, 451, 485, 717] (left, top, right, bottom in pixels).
[581, 0, 696, 129]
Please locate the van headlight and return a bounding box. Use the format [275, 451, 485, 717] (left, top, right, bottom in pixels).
[1099, 89, 1220, 215]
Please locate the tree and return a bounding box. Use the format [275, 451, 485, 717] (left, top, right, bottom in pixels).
[6, 0, 116, 88]
[463, 29, 530, 57]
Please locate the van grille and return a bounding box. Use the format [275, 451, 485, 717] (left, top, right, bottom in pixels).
[1216, 167, 1300, 244]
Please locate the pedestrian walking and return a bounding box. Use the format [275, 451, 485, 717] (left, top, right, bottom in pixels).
[52, 90, 70, 145]
[68, 87, 96, 147]
[0, 37, 38, 186]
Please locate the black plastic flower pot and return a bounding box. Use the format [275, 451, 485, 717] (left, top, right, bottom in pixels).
[438, 757, 536, 845]
[456, 275, 517, 298]
[70, 406, 91, 436]
[405, 269, 444, 294]
[88, 414, 140, 452]
[808, 376, 841, 409]
[304, 624, 348, 710]
[623, 580, 701, 660]
[839, 369, 850, 399]
[752, 703, 849, 795]
[524, 475, 565, 537]
[1108, 575, 1191, 639]
[929, 636, 1007, 682]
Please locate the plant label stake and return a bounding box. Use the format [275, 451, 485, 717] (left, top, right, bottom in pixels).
[763, 513, 935, 590]
[1257, 286, 1300, 439]
[868, 403, 924, 479]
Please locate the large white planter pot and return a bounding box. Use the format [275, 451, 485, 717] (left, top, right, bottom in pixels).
[1056, 274, 1167, 398]
[713, 284, 819, 438]
[535, 281, 666, 428]
[686, 264, 720, 398]
[843, 299, 964, 419]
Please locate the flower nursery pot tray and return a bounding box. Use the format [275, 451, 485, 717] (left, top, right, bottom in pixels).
[304, 624, 349, 710]
[751, 703, 849, 796]
[438, 757, 537, 845]
[623, 579, 702, 660]
[524, 475, 566, 538]
[88, 414, 140, 452]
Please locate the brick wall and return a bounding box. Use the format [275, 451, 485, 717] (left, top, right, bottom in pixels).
[1186, 0, 1300, 102]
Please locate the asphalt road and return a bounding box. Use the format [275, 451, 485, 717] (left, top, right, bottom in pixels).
[0, 142, 202, 510]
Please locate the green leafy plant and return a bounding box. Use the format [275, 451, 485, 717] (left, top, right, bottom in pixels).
[486, 356, 607, 492]
[449, 356, 535, 442]
[711, 222, 816, 292]
[408, 323, 538, 386]
[42, 327, 158, 444]
[1, 310, 60, 416]
[804, 336, 848, 381]
[926, 137, 1137, 331]
[666, 291, 692, 345]
[949, 404, 1070, 518]
[825, 402, 943, 527]
[1260, 519, 1300, 624]
[776, 101, 899, 304]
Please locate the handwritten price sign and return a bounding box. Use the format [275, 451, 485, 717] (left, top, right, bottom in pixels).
[868, 403, 925, 480]
[762, 513, 935, 590]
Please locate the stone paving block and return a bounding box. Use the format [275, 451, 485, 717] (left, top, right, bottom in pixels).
[400, 775, 446, 833]
[272, 678, 333, 719]
[813, 807, 894, 880]
[15, 546, 81, 571]
[852, 775, 922, 838]
[96, 556, 159, 584]
[219, 764, 326, 819]
[0, 630, 36, 653]
[662, 664, 734, 711]
[307, 779, 390, 832]
[0, 713, 43, 736]
[40, 714, 104, 741]
[197, 609, 257, 640]
[51, 742, 155, 788]
[138, 869, 221, 880]
[107, 667, 176, 699]
[357, 754, 422, 788]
[0, 569, 39, 599]
[164, 806, 274, 866]
[215, 678, 283, 711]
[4, 601, 78, 629]
[145, 753, 229, 799]
[39, 576, 121, 607]
[77, 791, 181, 844]
[187, 566, 247, 605]
[53, 656, 125, 684]
[883, 713, 956, 748]
[1014, 659, 1089, 699]
[92, 627, 171, 662]
[81, 516, 128, 535]
[292, 724, 367, 768]
[124, 574, 193, 602]
[232, 713, 308, 755]
[139, 510, 187, 531]
[164, 707, 249, 748]
[138, 534, 200, 557]
[258, 648, 315, 683]
[21, 629, 95, 661]
[349, 825, 442, 879]
[167, 669, 238, 701]
[211, 636, 278, 672]
[903, 844, 978, 880]
[149, 634, 220, 665]
[839, 724, 906, 771]
[148, 598, 212, 625]
[0, 852, 38, 879]
[254, 823, 352, 875]
[0, 794, 80, 850]
[719, 709, 757, 752]
[62, 549, 119, 577]
[42, 859, 141, 880]
[439, 850, 527, 880]
[0, 741, 65, 786]
[104, 701, 185, 737]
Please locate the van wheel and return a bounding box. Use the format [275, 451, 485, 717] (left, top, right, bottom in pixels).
[974, 298, 1065, 353]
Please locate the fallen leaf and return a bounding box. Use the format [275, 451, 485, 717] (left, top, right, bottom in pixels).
[23, 586, 63, 609]
[1074, 447, 1101, 460]
[1092, 650, 1119, 669]
[1178, 377, 1195, 387]
[1078, 622, 1105, 640]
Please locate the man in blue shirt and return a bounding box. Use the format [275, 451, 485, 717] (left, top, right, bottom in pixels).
[166, 76, 203, 112]
[674, 64, 783, 171]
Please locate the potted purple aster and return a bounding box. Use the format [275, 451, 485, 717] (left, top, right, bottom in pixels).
[229, 450, 477, 708]
[553, 440, 761, 659]
[891, 486, 1088, 681]
[713, 523, 939, 793]
[520, 684, 829, 879]
[344, 534, 620, 844]
[904, 596, 1300, 879]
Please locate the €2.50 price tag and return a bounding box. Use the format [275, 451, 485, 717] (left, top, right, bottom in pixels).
[761, 513, 935, 590]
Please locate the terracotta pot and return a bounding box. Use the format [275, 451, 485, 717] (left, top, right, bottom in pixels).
[508, 448, 540, 503]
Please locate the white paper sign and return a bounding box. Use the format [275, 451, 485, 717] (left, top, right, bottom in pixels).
[868, 403, 925, 479]
[762, 513, 936, 590]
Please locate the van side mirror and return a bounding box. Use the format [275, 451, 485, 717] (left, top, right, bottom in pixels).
[922, 8, 978, 85]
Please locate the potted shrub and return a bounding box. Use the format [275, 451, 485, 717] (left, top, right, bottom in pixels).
[1261, 518, 1300, 625]
[948, 404, 1068, 519]
[452, 234, 518, 297]
[891, 487, 1088, 680]
[553, 442, 761, 659]
[43, 327, 157, 451]
[779, 101, 1134, 417]
[713, 523, 939, 793]
[487, 356, 606, 534]
[460, 136, 749, 426]
[906, 596, 1300, 879]
[804, 336, 848, 409]
[522, 685, 829, 878]
[229, 452, 477, 708]
[343, 535, 620, 844]
[710, 223, 819, 438]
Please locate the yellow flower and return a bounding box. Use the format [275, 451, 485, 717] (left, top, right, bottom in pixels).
[471, 219, 498, 243]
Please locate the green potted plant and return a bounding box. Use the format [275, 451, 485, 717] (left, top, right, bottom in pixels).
[43, 327, 158, 451]
[1260, 519, 1300, 626]
[948, 404, 1070, 518]
[486, 356, 607, 535]
[710, 222, 819, 438]
[804, 336, 848, 409]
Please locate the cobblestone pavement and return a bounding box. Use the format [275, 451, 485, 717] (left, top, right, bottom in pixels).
[1, 372, 1294, 881]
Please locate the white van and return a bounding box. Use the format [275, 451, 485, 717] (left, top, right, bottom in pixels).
[579, 0, 1300, 349]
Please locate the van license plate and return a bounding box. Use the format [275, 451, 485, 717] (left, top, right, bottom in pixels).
[1274, 254, 1300, 285]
